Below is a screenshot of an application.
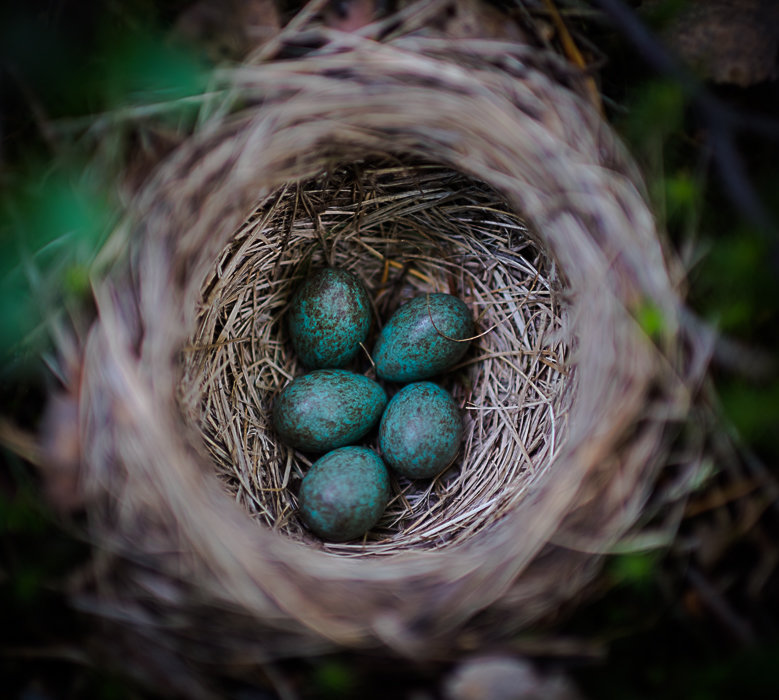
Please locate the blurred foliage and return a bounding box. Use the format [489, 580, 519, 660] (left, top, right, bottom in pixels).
[578, 626, 779, 700]
[634, 299, 668, 342]
[718, 380, 779, 450]
[0, 161, 114, 366]
[563, 2, 779, 697]
[1, 449, 92, 697]
[0, 2, 211, 376]
[620, 78, 688, 147]
[310, 659, 359, 698]
[612, 71, 779, 462]
[98, 30, 208, 106]
[572, 545, 779, 700]
[607, 552, 661, 590]
[0, 3, 212, 697]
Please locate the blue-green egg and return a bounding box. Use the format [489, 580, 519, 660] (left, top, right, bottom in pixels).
[379, 382, 462, 479]
[372, 293, 474, 382]
[298, 446, 390, 541]
[287, 267, 372, 368]
[272, 369, 387, 453]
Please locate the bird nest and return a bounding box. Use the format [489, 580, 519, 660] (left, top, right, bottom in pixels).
[47, 28, 701, 691]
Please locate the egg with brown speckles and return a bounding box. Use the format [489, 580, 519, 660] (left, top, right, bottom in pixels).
[287, 268, 372, 368]
[272, 369, 387, 453]
[298, 446, 390, 541]
[372, 293, 473, 382]
[379, 382, 462, 479]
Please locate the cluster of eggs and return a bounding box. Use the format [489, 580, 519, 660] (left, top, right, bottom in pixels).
[273, 268, 474, 542]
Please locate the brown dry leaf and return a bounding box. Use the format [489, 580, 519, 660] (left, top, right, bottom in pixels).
[659, 0, 779, 86]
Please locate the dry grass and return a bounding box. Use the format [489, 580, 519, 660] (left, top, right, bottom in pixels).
[179, 161, 569, 555]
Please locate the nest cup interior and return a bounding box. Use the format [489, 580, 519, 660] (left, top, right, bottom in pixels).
[179, 160, 571, 556]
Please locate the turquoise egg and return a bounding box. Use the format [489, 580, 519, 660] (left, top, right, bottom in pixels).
[379, 382, 462, 479]
[372, 293, 474, 382]
[298, 446, 390, 541]
[287, 268, 372, 368]
[272, 369, 387, 453]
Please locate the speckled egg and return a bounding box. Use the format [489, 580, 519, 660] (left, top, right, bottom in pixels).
[379, 382, 462, 479]
[372, 293, 474, 382]
[273, 369, 387, 453]
[298, 446, 390, 541]
[287, 267, 372, 368]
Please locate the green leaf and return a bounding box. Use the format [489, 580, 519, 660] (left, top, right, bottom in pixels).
[313, 660, 357, 697]
[622, 80, 687, 146]
[0, 164, 113, 357]
[665, 171, 700, 223]
[608, 552, 659, 588]
[719, 380, 779, 446]
[0, 489, 48, 536]
[100, 31, 208, 107]
[634, 300, 668, 341]
[693, 230, 775, 338]
[2, 166, 113, 264]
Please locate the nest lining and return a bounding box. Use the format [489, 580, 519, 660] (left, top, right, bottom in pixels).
[178, 160, 571, 556]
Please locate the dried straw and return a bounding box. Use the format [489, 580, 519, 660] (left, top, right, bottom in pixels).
[178, 161, 568, 555]
[46, 23, 703, 691]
